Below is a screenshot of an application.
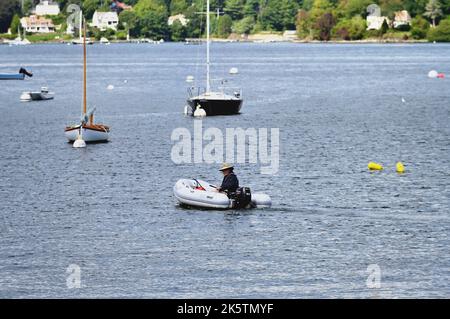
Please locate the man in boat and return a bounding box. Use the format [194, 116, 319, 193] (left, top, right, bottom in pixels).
[217, 163, 239, 195]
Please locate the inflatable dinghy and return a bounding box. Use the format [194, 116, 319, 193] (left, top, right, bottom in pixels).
[174, 179, 272, 209]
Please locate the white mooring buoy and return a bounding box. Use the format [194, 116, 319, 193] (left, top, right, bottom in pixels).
[193, 105, 206, 117]
[186, 75, 195, 83]
[229, 67, 239, 75]
[73, 132, 86, 148]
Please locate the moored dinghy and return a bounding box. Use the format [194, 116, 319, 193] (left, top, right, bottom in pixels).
[174, 179, 272, 209]
[65, 17, 109, 144]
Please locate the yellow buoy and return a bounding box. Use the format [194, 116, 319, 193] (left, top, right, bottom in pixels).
[368, 162, 383, 170]
[396, 162, 405, 173]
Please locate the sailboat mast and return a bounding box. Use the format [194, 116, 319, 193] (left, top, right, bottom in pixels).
[83, 18, 87, 118]
[79, 11, 82, 41]
[206, 0, 210, 92]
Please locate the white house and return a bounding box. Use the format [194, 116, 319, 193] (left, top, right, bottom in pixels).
[91, 11, 119, 31]
[20, 15, 55, 33]
[35, 0, 60, 16]
[367, 16, 390, 30]
[393, 10, 412, 28]
[168, 14, 189, 27]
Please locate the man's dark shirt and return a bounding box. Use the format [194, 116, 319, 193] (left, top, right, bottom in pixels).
[220, 173, 239, 194]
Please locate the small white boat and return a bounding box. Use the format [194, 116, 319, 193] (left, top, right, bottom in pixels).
[6, 27, 30, 46]
[20, 87, 54, 101]
[100, 37, 110, 45]
[71, 11, 93, 45]
[174, 179, 272, 210]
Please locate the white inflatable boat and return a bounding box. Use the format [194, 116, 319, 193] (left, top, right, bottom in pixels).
[173, 179, 272, 210]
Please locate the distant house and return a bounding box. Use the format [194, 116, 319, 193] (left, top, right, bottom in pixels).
[393, 10, 411, 28]
[168, 14, 189, 27]
[367, 16, 390, 30]
[110, 0, 132, 13]
[283, 30, 298, 41]
[20, 15, 55, 33]
[35, 0, 60, 16]
[91, 11, 119, 31]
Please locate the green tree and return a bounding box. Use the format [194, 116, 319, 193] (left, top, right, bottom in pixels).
[424, 0, 443, 27]
[0, 0, 21, 33]
[260, 0, 284, 31]
[380, 18, 389, 35]
[296, 9, 311, 39]
[224, 0, 244, 20]
[23, 0, 33, 14]
[184, 3, 203, 38]
[280, 0, 299, 30]
[411, 16, 430, 39]
[217, 14, 232, 37]
[82, 0, 101, 19]
[232, 16, 255, 34]
[428, 17, 450, 41]
[404, 0, 429, 16]
[119, 9, 139, 37]
[338, 0, 373, 18]
[138, 10, 169, 39]
[314, 12, 335, 40]
[170, 20, 187, 41]
[333, 15, 366, 40]
[135, 0, 167, 16]
[243, 0, 259, 18]
[170, 0, 188, 15]
[9, 13, 20, 35]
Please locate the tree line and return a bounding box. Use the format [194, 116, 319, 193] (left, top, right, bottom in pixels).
[1, 0, 450, 42]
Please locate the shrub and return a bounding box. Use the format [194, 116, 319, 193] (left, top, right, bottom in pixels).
[427, 18, 450, 42]
[333, 16, 366, 40]
[411, 16, 430, 39]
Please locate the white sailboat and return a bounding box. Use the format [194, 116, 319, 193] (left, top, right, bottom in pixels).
[8, 26, 30, 45]
[186, 0, 243, 116]
[65, 18, 109, 143]
[72, 11, 93, 45]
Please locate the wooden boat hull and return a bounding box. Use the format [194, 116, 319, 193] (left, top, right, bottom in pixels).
[65, 125, 110, 143]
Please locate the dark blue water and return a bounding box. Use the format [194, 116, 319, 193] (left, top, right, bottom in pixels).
[0, 43, 449, 298]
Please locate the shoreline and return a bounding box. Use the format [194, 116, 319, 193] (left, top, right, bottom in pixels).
[0, 38, 434, 45]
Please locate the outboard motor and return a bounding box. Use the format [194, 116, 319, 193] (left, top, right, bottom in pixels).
[232, 187, 252, 209]
[19, 68, 33, 78]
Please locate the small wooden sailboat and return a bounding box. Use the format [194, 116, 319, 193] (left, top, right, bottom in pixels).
[65, 18, 109, 143]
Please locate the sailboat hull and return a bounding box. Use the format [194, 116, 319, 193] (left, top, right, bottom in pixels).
[65, 125, 109, 143]
[187, 98, 242, 116]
